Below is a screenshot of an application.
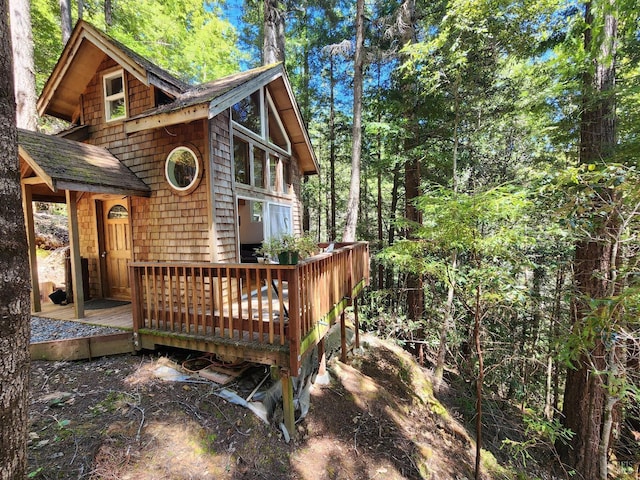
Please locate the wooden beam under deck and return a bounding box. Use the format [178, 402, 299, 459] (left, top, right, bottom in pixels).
[135, 330, 289, 366]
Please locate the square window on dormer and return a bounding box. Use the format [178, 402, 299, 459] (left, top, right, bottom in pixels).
[104, 70, 127, 122]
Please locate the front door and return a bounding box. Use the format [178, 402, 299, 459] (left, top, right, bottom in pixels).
[102, 200, 131, 300]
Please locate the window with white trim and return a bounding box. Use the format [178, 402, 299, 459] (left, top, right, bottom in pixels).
[231, 87, 293, 194]
[104, 70, 127, 121]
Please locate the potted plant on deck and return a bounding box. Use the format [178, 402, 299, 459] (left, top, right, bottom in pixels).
[257, 233, 317, 265]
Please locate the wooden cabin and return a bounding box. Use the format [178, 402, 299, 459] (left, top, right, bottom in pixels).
[21, 20, 369, 433]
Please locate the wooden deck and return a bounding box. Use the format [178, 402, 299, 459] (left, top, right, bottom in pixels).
[34, 301, 133, 330]
[130, 242, 370, 374]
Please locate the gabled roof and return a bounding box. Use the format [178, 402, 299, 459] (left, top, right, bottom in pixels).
[125, 63, 319, 175]
[19, 129, 151, 199]
[37, 20, 188, 122]
[38, 21, 319, 175]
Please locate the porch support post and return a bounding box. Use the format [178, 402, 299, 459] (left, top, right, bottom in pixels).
[340, 310, 347, 363]
[281, 369, 295, 439]
[21, 184, 40, 312]
[65, 190, 84, 318]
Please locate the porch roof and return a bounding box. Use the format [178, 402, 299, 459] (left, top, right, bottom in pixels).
[19, 129, 151, 200]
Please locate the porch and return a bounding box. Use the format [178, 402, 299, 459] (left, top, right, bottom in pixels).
[129, 242, 369, 375]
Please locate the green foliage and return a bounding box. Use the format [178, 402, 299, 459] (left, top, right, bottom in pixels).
[31, 0, 243, 91]
[502, 414, 575, 468]
[415, 185, 533, 259]
[256, 232, 317, 260]
[553, 163, 640, 240]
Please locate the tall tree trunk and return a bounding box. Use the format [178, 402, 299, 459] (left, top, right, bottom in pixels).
[559, 1, 619, 477]
[473, 283, 484, 480]
[77, 0, 83, 19]
[435, 76, 460, 390]
[545, 264, 565, 420]
[386, 162, 401, 295]
[0, 1, 31, 477]
[263, 0, 285, 64]
[343, 0, 364, 242]
[10, 0, 37, 130]
[104, 0, 112, 27]
[60, 0, 72, 43]
[300, 10, 310, 233]
[375, 61, 384, 291]
[377, 162, 384, 292]
[398, 0, 423, 324]
[329, 55, 336, 241]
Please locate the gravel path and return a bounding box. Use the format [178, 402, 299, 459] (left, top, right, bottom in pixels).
[31, 317, 124, 343]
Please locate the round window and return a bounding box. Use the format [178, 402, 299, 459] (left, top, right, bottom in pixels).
[165, 146, 201, 193]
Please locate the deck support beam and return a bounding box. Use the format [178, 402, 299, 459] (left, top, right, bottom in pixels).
[340, 310, 347, 363]
[281, 369, 295, 439]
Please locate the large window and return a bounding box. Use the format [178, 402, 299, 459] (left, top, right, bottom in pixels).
[267, 96, 290, 152]
[232, 90, 262, 135]
[231, 88, 293, 194]
[234, 137, 250, 184]
[253, 147, 265, 188]
[104, 70, 127, 122]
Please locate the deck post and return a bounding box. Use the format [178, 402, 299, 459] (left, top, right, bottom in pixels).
[340, 310, 347, 363]
[21, 183, 41, 312]
[65, 190, 84, 319]
[281, 369, 295, 439]
[130, 265, 142, 350]
[318, 337, 326, 376]
[288, 268, 301, 375]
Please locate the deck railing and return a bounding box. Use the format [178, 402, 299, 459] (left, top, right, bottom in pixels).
[129, 242, 369, 373]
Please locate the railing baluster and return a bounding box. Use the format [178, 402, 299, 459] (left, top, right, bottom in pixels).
[207, 267, 214, 334]
[257, 268, 264, 343]
[235, 267, 242, 340]
[144, 266, 152, 328]
[161, 266, 166, 327]
[267, 268, 274, 344]
[151, 266, 158, 328]
[190, 266, 198, 334]
[168, 266, 174, 332]
[277, 269, 285, 345]
[200, 266, 206, 333]
[216, 267, 223, 336]
[245, 266, 253, 340]
[226, 267, 233, 338]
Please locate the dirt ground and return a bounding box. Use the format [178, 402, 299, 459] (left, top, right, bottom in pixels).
[28, 335, 515, 480]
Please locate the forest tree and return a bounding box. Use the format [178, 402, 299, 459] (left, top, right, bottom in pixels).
[0, 0, 31, 478]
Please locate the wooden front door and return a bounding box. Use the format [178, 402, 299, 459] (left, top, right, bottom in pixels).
[102, 200, 131, 300]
